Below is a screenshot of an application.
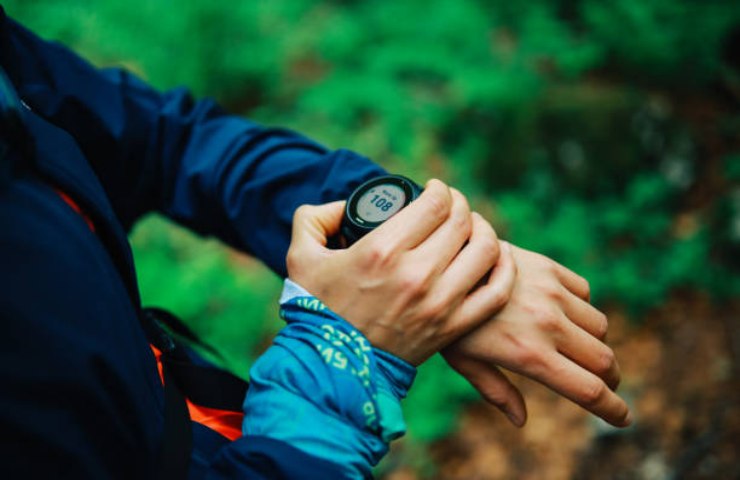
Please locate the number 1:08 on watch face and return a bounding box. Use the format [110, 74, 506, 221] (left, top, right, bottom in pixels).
[340, 175, 423, 246]
[355, 183, 406, 222]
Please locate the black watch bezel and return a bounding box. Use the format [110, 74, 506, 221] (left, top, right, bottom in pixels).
[340, 174, 422, 246]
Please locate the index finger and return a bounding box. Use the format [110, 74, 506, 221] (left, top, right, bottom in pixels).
[362, 179, 452, 251]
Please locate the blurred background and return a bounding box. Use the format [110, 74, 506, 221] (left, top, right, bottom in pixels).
[5, 1, 739, 478]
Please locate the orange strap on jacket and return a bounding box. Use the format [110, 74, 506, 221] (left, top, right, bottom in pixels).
[54, 188, 95, 232]
[150, 345, 244, 441]
[53, 186, 244, 441]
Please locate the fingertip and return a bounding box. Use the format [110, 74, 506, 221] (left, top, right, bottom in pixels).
[504, 410, 523, 427]
[470, 212, 485, 235]
[469, 212, 498, 248]
[328, 199, 347, 209]
[622, 410, 633, 427]
[502, 241, 518, 276]
[511, 389, 528, 428]
[483, 378, 527, 428]
[291, 203, 312, 223]
[449, 186, 470, 204]
[291, 201, 347, 249]
[418, 179, 453, 220]
[318, 199, 347, 217]
[425, 178, 453, 201]
[504, 401, 527, 428]
[424, 178, 445, 190]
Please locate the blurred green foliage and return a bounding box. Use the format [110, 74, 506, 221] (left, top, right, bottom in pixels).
[6, 0, 739, 470]
[129, 216, 283, 377]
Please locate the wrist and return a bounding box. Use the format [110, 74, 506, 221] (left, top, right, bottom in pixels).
[243, 280, 416, 476]
[281, 278, 416, 406]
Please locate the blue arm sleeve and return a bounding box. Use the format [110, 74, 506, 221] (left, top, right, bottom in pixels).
[207, 280, 416, 479]
[0, 11, 385, 275]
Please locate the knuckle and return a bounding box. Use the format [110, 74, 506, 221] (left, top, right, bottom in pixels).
[450, 189, 471, 215]
[594, 312, 609, 339]
[478, 231, 499, 258]
[582, 277, 592, 295]
[597, 348, 616, 375]
[546, 258, 560, 276]
[399, 267, 433, 297]
[442, 318, 467, 341]
[450, 188, 467, 206]
[611, 373, 622, 391]
[426, 195, 449, 222]
[420, 298, 449, 323]
[474, 211, 499, 241]
[453, 210, 472, 238]
[535, 310, 562, 334]
[285, 246, 304, 276]
[469, 226, 498, 265]
[578, 380, 606, 407]
[489, 222, 500, 242]
[292, 204, 313, 222]
[285, 244, 313, 277]
[423, 184, 452, 221]
[488, 286, 512, 311]
[513, 339, 546, 369]
[363, 241, 397, 269]
[544, 284, 564, 302]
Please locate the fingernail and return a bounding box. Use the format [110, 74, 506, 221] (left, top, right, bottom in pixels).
[501, 241, 511, 253]
[623, 411, 633, 426]
[505, 410, 523, 427]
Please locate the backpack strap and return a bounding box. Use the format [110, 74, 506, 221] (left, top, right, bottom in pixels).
[143, 308, 193, 478]
[144, 307, 249, 412]
[159, 358, 193, 479]
[145, 307, 250, 474]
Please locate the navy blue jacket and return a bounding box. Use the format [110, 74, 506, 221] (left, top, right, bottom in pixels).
[0, 8, 385, 478]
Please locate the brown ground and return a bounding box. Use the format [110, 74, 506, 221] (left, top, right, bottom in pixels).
[386, 295, 739, 479]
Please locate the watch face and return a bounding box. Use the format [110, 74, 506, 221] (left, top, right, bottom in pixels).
[354, 183, 406, 223]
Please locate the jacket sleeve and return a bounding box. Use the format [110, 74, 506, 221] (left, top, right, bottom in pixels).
[207, 280, 416, 480]
[0, 10, 385, 276]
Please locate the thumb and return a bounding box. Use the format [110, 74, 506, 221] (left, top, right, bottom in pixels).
[290, 201, 346, 251]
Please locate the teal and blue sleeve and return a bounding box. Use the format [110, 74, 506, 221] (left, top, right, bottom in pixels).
[241, 279, 416, 479]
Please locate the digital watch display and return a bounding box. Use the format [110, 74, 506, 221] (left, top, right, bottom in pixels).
[340, 175, 423, 247]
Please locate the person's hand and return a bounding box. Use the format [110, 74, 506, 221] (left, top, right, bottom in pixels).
[443, 244, 631, 428]
[286, 179, 518, 366]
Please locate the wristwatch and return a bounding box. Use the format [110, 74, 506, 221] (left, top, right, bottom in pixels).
[340, 174, 423, 247]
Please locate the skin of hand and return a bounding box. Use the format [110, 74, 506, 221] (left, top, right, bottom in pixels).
[442, 244, 632, 428]
[286, 179, 518, 366]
